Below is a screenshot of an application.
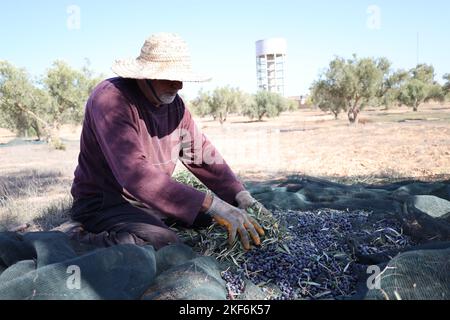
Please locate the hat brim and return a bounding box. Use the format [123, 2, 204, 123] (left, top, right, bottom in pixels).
[111, 58, 211, 83]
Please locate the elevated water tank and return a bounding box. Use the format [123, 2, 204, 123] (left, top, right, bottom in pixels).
[255, 38, 287, 96]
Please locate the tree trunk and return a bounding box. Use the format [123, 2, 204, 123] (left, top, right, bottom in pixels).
[13, 99, 66, 149]
[347, 96, 361, 124]
[258, 112, 266, 121]
[333, 111, 339, 119]
[30, 121, 42, 141]
[347, 107, 360, 124]
[413, 99, 419, 112]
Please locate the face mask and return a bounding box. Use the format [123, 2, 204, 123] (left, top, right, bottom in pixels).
[158, 93, 177, 104]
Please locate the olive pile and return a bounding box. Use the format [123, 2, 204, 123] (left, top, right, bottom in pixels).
[222, 208, 414, 300]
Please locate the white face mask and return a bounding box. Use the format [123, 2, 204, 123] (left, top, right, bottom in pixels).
[158, 93, 177, 104]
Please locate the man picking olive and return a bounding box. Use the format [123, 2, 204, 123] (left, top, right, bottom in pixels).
[69, 33, 269, 250]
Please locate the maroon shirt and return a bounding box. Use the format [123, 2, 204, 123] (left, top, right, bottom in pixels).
[71, 77, 245, 226]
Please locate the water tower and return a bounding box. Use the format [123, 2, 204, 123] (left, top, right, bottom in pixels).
[255, 38, 287, 96]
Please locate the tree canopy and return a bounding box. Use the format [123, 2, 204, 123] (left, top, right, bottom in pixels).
[242, 90, 287, 121]
[397, 64, 444, 112]
[0, 60, 101, 149]
[310, 56, 447, 121]
[310, 55, 391, 123]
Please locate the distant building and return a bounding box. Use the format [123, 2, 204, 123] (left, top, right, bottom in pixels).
[287, 95, 309, 108]
[255, 38, 287, 96]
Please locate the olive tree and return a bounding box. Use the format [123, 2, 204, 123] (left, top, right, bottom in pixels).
[443, 73, 450, 99]
[242, 90, 286, 121]
[378, 69, 409, 110]
[286, 99, 299, 111]
[209, 86, 250, 124]
[43, 60, 99, 127]
[0, 60, 50, 139]
[191, 87, 252, 124]
[310, 55, 391, 123]
[398, 64, 444, 112]
[190, 89, 213, 118]
[310, 79, 346, 119]
[0, 60, 100, 149]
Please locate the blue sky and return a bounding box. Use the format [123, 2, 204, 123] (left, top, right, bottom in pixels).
[1, 0, 449, 99]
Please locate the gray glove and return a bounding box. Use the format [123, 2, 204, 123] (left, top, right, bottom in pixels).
[206, 195, 265, 250]
[235, 190, 272, 216]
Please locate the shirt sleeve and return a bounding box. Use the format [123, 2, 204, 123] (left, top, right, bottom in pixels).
[88, 85, 206, 226]
[179, 102, 245, 206]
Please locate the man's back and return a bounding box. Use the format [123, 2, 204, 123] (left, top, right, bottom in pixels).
[71, 77, 186, 201]
[71, 76, 217, 227]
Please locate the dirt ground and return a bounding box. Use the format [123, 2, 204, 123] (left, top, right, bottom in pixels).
[196, 102, 450, 184]
[1, 102, 450, 229]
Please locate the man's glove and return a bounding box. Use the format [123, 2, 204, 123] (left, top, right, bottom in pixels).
[235, 190, 272, 216]
[205, 195, 265, 250]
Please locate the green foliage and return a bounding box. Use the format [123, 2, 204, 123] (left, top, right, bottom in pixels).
[310, 55, 391, 123]
[191, 87, 292, 122]
[0, 59, 101, 149]
[443, 74, 450, 99]
[286, 99, 299, 111]
[190, 89, 212, 118]
[242, 90, 286, 121]
[310, 56, 447, 120]
[210, 86, 250, 124]
[43, 60, 100, 128]
[311, 77, 346, 119]
[0, 60, 49, 138]
[411, 64, 435, 83]
[172, 170, 208, 192]
[304, 95, 314, 107]
[379, 70, 409, 109]
[191, 86, 252, 124]
[398, 64, 444, 111]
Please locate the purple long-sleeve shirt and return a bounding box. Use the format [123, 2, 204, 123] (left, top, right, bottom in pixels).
[71, 77, 245, 226]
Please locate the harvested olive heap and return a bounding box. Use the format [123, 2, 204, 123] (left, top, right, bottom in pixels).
[173, 172, 450, 300]
[180, 207, 414, 300]
[221, 208, 414, 300]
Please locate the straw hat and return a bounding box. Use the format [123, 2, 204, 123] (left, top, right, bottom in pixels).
[111, 33, 211, 82]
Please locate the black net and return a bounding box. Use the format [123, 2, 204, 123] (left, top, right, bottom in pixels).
[142, 256, 227, 300]
[237, 176, 450, 300]
[363, 246, 450, 300]
[0, 231, 227, 300]
[0, 231, 157, 299]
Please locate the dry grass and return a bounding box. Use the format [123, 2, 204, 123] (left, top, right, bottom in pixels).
[194, 102, 450, 184]
[0, 169, 73, 231]
[172, 171, 288, 265]
[1, 102, 450, 231]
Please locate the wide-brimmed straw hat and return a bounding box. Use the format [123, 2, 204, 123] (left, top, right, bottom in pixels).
[111, 32, 211, 82]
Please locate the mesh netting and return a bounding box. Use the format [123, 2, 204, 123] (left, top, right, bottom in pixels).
[0, 232, 157, 299]
[364, 246, 450, 300]
[0, 231, 227, 300]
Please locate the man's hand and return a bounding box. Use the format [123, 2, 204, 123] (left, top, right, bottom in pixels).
[235, 190, 272, 216]
[205, 195, 265, 250]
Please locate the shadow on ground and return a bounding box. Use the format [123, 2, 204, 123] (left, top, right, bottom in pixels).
[0, 169, 66, 199]
[0, 169, 72, 231]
